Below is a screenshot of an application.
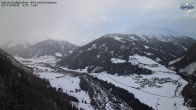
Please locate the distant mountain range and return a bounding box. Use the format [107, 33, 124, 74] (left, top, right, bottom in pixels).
[1, 39, 78, 58]
[20, 39, 78, 58]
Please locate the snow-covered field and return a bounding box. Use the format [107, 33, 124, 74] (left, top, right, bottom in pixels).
[111, 54, 175, 73]
[38, 72, 93, 110]
[15, 56, 94, 110]
[129, 54, 174, 73]
[91, 71, 187, 110]
[96, 54, 189, 110]
[15, 55, 58, 66]
[15, 55, 189, 110]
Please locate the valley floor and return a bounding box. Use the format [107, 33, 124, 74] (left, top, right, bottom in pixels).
[91, 72, 187, 110]
[15, 56, 190, 110]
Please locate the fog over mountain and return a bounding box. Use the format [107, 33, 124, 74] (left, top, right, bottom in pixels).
[1, 1, 196, 110]
[0, 0, 196, 45]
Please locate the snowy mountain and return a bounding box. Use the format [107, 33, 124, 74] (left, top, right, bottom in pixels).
[170, 42, 196, 74]
[19, 39, 78, 58]
[59, 33, 195, 74]
[170, 42, 196, 108]
[0, 49, 78, 110]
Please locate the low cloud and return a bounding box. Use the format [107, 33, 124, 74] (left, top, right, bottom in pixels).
[0, 0, 195, 45]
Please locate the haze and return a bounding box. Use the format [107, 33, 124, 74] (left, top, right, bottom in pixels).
[0, 0, 196, 45]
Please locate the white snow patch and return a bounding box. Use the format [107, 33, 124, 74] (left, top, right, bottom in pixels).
[97, 54, 100, 58]
[130, 36, 137, 41]
[144, 52, 153, 56]
[129, 54, 174, 73]
[87, 44, 97, 51]
[174, 43, 187, 51]
[155, 58, 162, 62]
[144, 45, 149, 49]
[69, 51, 73, 54]
[140, 35, 149, 42]
[182, 62, 196, 75]
[132, 42, 136, 46]
[113, 36, 124, 43]
[129, 54, 159, 65]
[55, 53, 62, 57]
[91, 44, 97, 49]
[111, 58, 126, 64]
[169, 56, 184, 66]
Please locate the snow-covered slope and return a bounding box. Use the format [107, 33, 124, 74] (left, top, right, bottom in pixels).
[170, 42, 196, 109]
[181, 62, 196, 75]
[59, 33, 195, 74]
[19, 39, 78, 58]
[129, 54, 174, 73]
[171, 42, 196, 75]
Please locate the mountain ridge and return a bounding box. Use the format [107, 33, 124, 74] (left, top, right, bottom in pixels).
[21, 39, 78, 58]
[59, 33, 195, 74]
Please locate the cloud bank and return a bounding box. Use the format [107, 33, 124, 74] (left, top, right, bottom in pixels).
[0, 0, 195, 45]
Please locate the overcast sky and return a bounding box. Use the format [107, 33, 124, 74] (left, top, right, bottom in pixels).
[0, 0, 196, 45]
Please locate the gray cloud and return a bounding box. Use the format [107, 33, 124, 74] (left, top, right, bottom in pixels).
[0, 0, 196, 45]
